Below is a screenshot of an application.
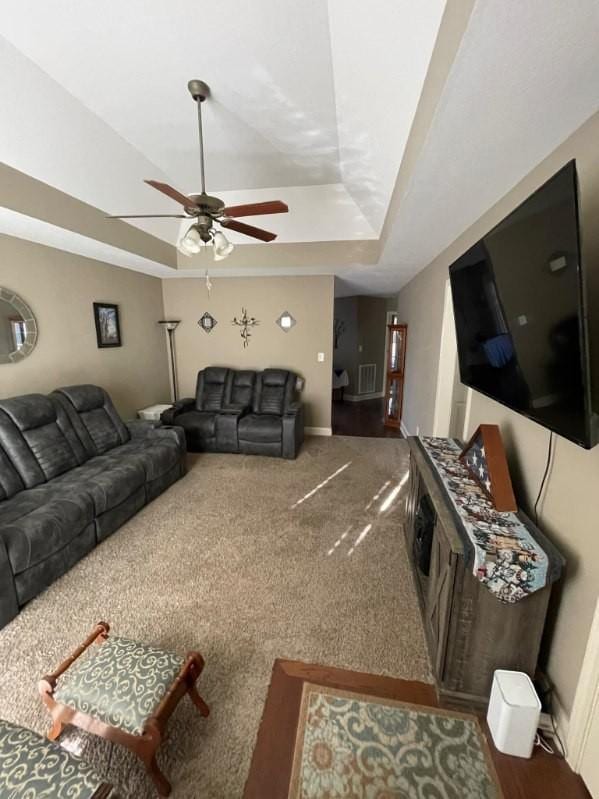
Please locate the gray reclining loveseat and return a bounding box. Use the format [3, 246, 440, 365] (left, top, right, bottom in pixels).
[161, 367, 304, 459]
[0, 385, 186, 630]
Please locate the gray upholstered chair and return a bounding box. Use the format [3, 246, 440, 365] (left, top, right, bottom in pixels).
[162, 367, 304, 458]
[161, 366, 233, 452]
[238, 369, 304, 458]
[0, 717, 117, 798]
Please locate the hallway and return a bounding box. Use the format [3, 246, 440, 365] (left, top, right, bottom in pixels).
[331, 398, 402, 438]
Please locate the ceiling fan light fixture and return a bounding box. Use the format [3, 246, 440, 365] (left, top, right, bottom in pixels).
[178, 223, 203, 256]
[212, 231, 234, 261]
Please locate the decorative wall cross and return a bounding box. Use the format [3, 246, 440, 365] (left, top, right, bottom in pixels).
[232, 307, 259, 348]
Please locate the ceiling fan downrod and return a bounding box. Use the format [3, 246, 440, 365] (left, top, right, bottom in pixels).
[188, 79, 210, 195]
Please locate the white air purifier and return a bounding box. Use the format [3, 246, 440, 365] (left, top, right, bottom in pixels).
[487, 670, 541, 758]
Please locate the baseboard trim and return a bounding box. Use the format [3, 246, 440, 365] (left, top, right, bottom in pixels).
[305, 426, 333, 436]
[400, 421, 411, 438]
[344, 391, 385, 403]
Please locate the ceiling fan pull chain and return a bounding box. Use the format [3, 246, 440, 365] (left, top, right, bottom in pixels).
[197, 98, 206, 195]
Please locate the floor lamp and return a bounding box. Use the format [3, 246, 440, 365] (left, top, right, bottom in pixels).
[158, 320, 181, 402]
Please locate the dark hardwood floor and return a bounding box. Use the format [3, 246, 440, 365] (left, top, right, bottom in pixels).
[244, 660, 591, 799]
[331, 398, 402, 438]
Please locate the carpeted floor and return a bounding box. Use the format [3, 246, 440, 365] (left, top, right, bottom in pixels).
[0, 435, 430, 798]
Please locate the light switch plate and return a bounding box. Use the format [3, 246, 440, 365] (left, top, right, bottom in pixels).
[317, 352, 325, 362]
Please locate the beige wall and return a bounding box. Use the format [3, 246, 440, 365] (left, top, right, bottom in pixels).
[0, 234, 170, 418]
[162, 275, 334, 429]
[396, 109, 599, 717]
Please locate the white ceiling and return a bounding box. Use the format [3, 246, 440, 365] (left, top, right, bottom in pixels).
[0, 0, 443, 257]
[373, 0, 599, 295]
[2, 0, 598, 295]
[1, 1, 341, 193]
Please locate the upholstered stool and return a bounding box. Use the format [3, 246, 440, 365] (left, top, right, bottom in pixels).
[39, 622, 209, 797]
[0, 717, 117, 798]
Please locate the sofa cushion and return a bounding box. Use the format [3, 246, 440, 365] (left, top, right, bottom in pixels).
[176, 410, 216, 439]
[0, 395, 85, 487]
[253, 369, 295, 415]
[0, 486, 94, 575]
[195, 367, 230, 411]
[238, 413, 283, 443]
[51, 456, 146, 516]
[53, 385, 129, 456]
[229, 370, 256, 408]
[101, 438, 182, 483]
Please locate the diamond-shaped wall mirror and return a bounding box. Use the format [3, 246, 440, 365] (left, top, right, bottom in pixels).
[198, 312, 217, 333]
[276, 311, 296, 332]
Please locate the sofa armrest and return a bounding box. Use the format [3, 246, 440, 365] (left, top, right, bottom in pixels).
[282, 403, 304, 459]
[219, 404, 249, 416]
[153, 425, 187, 454]
[284, 401, 302, 417]
[160, 398, 195, 425]
[126, 419, 161, 439]
[0, 534, 19, 630]
[125, 419, 186, 454]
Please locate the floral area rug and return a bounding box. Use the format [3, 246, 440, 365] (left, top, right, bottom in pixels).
[288, 683, 502, 799]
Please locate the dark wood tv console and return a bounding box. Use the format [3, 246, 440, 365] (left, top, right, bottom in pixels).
[405, 437, 563, 709]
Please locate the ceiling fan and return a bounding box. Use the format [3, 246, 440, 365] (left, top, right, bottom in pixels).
[107, 79, 289, 260]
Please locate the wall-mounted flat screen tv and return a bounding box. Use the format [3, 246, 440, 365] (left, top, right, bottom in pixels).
[449, 160, 597, 448]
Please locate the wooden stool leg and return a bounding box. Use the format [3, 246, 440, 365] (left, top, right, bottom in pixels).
[188, 684, 210, 717]
[147, 756, 171, 797]
[47, 719, 64, 741]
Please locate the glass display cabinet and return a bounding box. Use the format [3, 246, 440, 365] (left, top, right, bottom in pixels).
[384, 323, 407, 428]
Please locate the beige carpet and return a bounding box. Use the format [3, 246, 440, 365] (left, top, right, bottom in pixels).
[0, 435, 430, 798]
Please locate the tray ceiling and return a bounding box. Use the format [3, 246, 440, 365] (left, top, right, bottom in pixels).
[2, 1, 597, 294]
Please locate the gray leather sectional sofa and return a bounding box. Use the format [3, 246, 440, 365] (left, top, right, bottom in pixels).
[0, 385, 186, 630]
[161, 367, 304, 459]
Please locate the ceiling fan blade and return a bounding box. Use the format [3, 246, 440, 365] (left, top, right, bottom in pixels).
[144, 180, 198, 209]
[221, 200, 288, 218]
[106, 214, 187, 219]
[220, 218, 277, 242]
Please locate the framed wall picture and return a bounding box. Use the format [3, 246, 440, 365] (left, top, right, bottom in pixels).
[93, 302, 121, 348]
[459, 423, 517, 511]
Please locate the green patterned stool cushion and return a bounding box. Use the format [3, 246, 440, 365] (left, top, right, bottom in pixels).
[0, 718, 112, 798]
[54, 635, 185, 736]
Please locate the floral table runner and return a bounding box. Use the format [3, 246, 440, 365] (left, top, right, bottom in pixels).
[417, 436, 560, 603]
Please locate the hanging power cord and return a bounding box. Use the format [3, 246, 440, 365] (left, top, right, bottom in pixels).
[533, 430, 554, 526]
[535, 731, 556, 754]
[535, 673, 566, 758]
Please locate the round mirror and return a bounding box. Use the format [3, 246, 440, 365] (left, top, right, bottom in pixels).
[0, 287, 38, 364]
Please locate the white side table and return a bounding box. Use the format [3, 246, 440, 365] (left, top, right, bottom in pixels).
[137, 403, 172, 421]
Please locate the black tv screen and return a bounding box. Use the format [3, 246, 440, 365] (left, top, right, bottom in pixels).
[449, 160, 597, 448]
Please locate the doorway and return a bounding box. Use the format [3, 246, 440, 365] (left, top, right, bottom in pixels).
[331, 296, 402, 438]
